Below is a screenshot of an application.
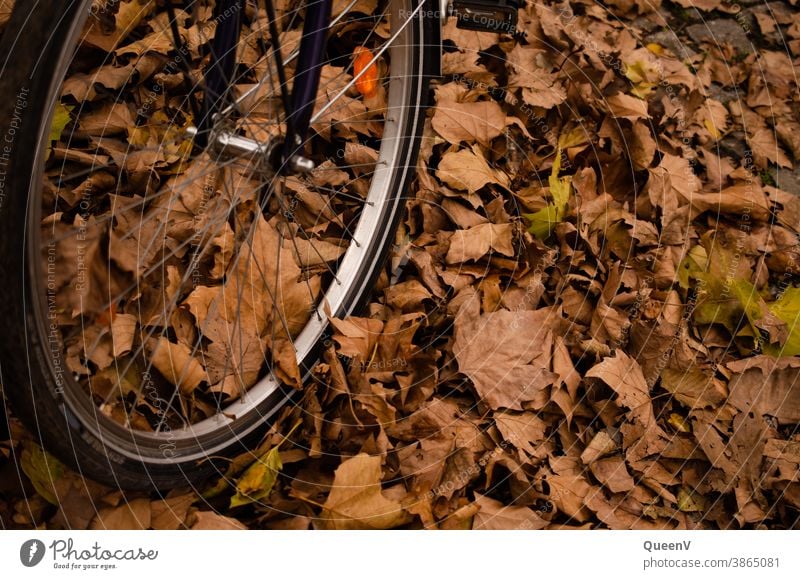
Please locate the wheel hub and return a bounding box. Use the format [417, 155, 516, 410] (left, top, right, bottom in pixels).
[185, 126, 315, 178]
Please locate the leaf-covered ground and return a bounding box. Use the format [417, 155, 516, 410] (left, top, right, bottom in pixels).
[2, 0, 800, 529]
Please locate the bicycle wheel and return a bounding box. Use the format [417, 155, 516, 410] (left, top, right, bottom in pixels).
[0, 0, 430, 490]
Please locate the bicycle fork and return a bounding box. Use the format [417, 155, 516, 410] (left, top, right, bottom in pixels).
[193, 0, 332, 175]
[192, 0, 517, 176]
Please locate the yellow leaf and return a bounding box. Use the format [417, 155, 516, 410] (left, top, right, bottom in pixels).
[127, 125, 150, 149]
[524, 204, 561, 240]
[525, 144, 572, 239]
[624, 61, 650, 84]
[677, 244, 708, 288]
[20, 442, 64, 505]
[624, 60, 658, 98]
[730, 279, 768, 340]
[557, 126, 590, 150]
[704, 118, 721, 141]
[230, 446, 283, 508]
[680, 235, 793, 353]
[630, 82, 656, 99]
[48, 103, 73, 154]
[668, 413, 692, 433]
[549, 174, 571, 209]
[765, 287, 800, 357]
[677, 487, 706, 512]
[646, 43, 663, 55]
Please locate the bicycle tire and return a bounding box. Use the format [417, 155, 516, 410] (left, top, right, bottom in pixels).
[0, 0, 431, 491]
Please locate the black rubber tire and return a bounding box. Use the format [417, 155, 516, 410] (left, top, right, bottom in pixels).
[0, 0, 430, 491]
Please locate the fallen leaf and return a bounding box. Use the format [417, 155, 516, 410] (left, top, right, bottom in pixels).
[110, 313, 137, 357]
[525, 144, 572, 239]
[151, 494, 195, 530]
[660, 366, 727, 410]
[436, 145, 510, 192]
[230, 447, 283, 508]
[148, 337, 207, 394]
[606, 92, 649, 120]
[765, 287, 800, 356]
[453, 298, 560, 410]
[319, 453, 407, 529]
[727, 356, 800, 424]
[83, 0, 155, 52]
[587, 351, 668, 462]
[190, 510, 247, 530]
[91, 498, 152, 530]
[580, 431, 618, 465]
[472, 493, 548, 530]
[445, 222, 514, 264]
[20, 443, 64, 506]
[330, 316, 384, 360]
[590, 457, 636, 493]
[48, 103, 73, 154]
[432, 101, 506, 147]
[494, 411, 548, 459]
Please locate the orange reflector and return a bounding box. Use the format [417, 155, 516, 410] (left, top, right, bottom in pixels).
[97, 302, 117, 326]
[353, 46, 379, 98]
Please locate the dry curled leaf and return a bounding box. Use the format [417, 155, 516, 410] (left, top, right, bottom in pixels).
[319, 454, 407, 530]
[190, 510, 247, 530]
[445, 222, 514, 264]
[453, 297, 560, 411]
[436, 146, 510, 192]
[432, 100, 506, 147]
[148, 337, 207, 394]
[472, 493, 548, 530]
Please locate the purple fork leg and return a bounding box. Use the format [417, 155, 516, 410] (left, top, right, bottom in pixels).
[281, 0, 333, 169]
